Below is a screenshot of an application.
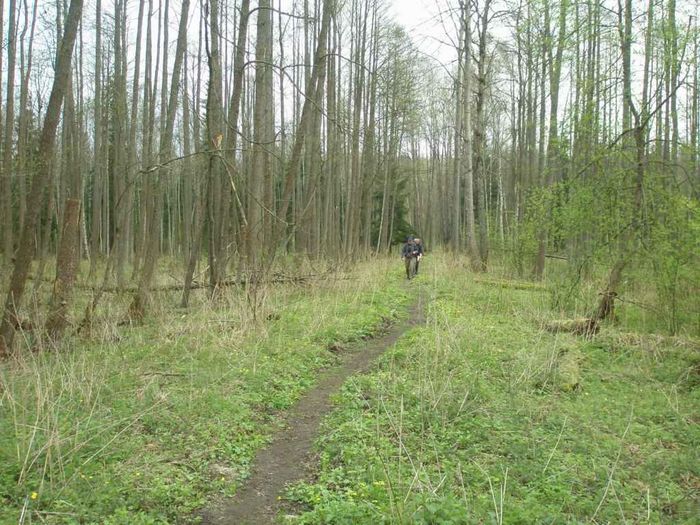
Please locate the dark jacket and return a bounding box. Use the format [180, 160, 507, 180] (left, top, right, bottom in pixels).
[402, 241, 419, 258]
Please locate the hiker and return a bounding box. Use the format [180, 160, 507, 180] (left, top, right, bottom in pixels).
[401, 236, 420, 279]
[413, 238, 424, 274]
[401, 236, 416, 258]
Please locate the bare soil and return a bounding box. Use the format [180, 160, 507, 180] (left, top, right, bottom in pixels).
[197, 296, 425, 525]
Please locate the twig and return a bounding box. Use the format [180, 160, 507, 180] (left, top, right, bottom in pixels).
[614, 295, 659, 313]
[591, 412, 633, 521]
[19, 495, 29, 525]
[542, 415, 568, 475]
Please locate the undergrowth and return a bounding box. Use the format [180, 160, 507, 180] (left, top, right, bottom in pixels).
[284, 254, 699, 524]
[0, 258, 410, 524]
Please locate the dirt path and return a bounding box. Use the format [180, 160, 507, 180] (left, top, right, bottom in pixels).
[198, 296, 425, 525]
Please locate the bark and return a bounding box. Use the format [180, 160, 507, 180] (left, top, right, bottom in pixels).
[182, 0, 250, 307]
[16, 0, 38, 235]
[45, 198, 81, 342]
[0, 0, 5, 263]
[594, 0, 647, 323]
[473, 0, 492, 271]
[452, 11, 464, 251]
[125, 0, 145, 261]
[89, 0, 103, 276]
[206, 0, 225, 293]
[248, 0, 274, 267]
[533, 0, 568, 279]
[129, 0, 190, 320]
[276, 0, 332, 249]
[112, 0, 129, 287]
[1, 0, 18, 261]
[343, 0, 367, 255]
[460, 2, 480, 267]
[0, 0, 83, 356]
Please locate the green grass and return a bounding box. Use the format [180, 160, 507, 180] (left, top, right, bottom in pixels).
[0, 259, 410, 524]
[283, 254, 699, 524]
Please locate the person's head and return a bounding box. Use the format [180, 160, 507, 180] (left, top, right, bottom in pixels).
[414, 238, 422, 245]
[406, 235, 414, 243]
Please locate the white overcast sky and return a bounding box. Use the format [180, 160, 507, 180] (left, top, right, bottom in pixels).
[388, 0, 459, 66]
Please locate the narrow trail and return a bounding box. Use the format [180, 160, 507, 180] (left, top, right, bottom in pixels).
[198, 294, 425, 525]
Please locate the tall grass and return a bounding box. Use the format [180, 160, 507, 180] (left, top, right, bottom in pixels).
[1, 256, 410, 523]
[285, 254, 699, 524]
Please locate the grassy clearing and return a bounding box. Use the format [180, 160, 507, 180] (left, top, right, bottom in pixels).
[284, 254, 699, 524]
[0, 258, 410, 524]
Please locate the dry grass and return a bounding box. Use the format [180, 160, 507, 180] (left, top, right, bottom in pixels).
[1, 255, 411, 522]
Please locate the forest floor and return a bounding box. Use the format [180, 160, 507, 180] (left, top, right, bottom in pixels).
[0, 254, 698, 524]
[198, 294, 425, 525]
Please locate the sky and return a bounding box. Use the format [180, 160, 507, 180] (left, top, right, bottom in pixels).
[387, 0, 459, 68]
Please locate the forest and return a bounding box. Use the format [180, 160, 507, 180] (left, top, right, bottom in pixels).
[0, 0, 698, 523]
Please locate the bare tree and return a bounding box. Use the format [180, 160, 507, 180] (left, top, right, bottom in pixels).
[0, 0, 84, 356]
[129, 0, 190, 320]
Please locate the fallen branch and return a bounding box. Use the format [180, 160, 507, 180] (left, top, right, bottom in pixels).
[141, 372, 186, 378]
[615, 295, 659, 313]
[474, 278, 548, 292]
[543, 318, 599, 338]
[38, 273, 346, 294]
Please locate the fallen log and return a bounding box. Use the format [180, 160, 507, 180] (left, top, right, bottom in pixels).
[556, 347, 583, 391]
[474, 278, 548, 292]
[544, 318, 599, 338]
[33, 273, 347, 293]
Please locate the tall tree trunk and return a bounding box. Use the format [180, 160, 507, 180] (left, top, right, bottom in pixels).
[248, 0, 274, 268]
[460, 2, 480, 267]
[0, 0, 6, 263]
[452, 11, 464, 252]
[473, 0, 492, 271]
[16, 0, 38, 236]
[206, 0, 225, 293]
[45, 198, 81, 342]
[89, 0, 103, 276]
[276, 0, 332, 251]
[0, 0, 83, 356]
[533, 0, 568, 279]
[594, 0, 647, 322]
[1, 0, 18, 261]
[129, 0, 190, 320]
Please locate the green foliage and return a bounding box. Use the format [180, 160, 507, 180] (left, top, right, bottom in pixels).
[0, 261, 410, 523]
[518, 157, 699, 336]
[285, 258, 699, 524]
[645, 189, 700, 335]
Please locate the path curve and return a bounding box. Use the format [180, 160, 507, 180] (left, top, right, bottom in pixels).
[198, 295, 425, 525]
